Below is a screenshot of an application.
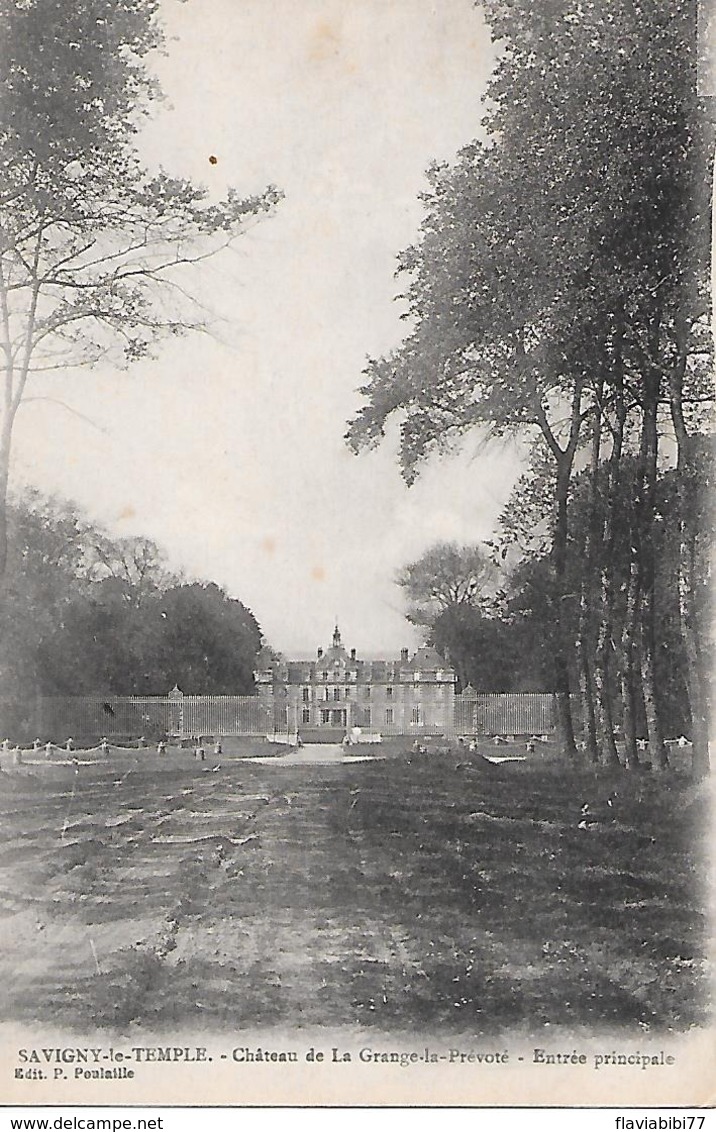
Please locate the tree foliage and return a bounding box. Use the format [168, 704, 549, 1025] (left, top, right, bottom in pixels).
[395, 541, 497, 690]
[397, 541, 496, 621]
[0, 489, 265, 702]
[0, 0, 282, 580]
[349, 0, 713, 772]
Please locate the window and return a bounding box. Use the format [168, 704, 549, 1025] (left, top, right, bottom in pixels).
[321, 710, 330, 724]
[332, 686, 340, 701]
[302, 687, 310, 702]
[302, 708, 311, 724]
[344, 686, 351, 699]
[385, 708, 393, 724]
[411, 707, 421, 724]
[386, 686, 394, 699]
[363, 686, 371, 700]
[323, 687, 329, 701]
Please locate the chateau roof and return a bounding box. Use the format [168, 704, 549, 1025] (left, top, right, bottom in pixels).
[408, 645, 447, 670]
[317, 645, 349, 667]
[315, 624, 351, 667]
[254, 629, 454, 680]
[255, 645, 278, 668]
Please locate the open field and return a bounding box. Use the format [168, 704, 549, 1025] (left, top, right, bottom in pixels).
[0, 742, 710, 1036]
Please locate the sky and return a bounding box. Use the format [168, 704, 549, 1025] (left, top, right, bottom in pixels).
[12, 0, 524, 657]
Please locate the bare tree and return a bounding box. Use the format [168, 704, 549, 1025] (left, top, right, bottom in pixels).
[0, 0, 281, 589]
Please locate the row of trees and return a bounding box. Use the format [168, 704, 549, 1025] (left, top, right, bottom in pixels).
[398, 456, 710, 737]
[0, 490, 263, 702]
[350, 0, 713, 775]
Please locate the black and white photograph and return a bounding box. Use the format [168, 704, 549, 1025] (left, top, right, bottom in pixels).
[0, 0, 713, 1110]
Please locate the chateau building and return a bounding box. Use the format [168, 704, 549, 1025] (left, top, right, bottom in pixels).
[254, 626, 457, 735]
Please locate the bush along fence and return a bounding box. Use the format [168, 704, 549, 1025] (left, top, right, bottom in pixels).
[0, 689, 557, 742]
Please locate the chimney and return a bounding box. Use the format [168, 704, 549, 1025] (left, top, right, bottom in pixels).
[317, 647, 323, 658]
[350, 648, 356, 660]
[401, 647, 409, 662]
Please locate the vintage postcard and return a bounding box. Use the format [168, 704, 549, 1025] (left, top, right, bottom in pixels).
[0, 0, 713, 1110]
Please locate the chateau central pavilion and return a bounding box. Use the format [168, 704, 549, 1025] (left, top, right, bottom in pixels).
[254, 626, 457, 736]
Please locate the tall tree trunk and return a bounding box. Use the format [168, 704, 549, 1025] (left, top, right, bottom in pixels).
[640, 600, 667, 771]
[637, 385, 668, 772]
[0, 418, 13, 595]
[594, 652, 620, 766]
[578, 650, 599, 762]
[533, 383, 584, 761]
[594, 347, 628, 768]
[668, 332, 710, 778]
[553, 461, 578, 759]
[620, 558, 641, 770]
[678, 527, 710, 777]
[576, 394, 603, 764]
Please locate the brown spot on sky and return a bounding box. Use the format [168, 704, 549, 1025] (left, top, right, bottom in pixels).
[117, 505, 136, 522]
[308, 19, 341, 63]
[311, 566, 326, 583]
[209, 154, 218, 165]
[261, 537, 276, 555]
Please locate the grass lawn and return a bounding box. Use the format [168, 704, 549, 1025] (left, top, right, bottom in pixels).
[0, 742, 710, 1036]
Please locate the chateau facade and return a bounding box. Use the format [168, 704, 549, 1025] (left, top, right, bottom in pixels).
[254, 626, 457, 735]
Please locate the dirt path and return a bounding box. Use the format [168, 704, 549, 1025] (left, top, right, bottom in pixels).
[0, 759, 413, 1029]
[0, 753, 707, 1033]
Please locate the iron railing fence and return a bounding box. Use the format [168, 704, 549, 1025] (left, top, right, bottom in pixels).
[455, 692, 556, 737]
[1, 691, 557, 741]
